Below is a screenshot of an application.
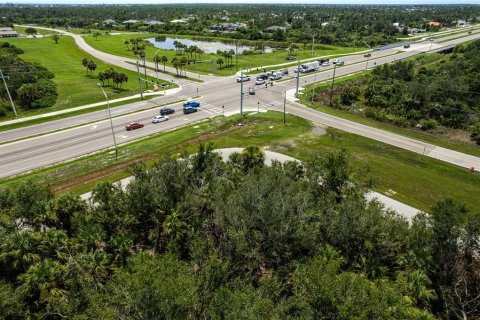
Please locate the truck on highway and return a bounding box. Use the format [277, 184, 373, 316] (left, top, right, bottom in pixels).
[299, 61, 320, 73]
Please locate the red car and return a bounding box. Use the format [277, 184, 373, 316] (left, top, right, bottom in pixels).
[125, 122, 144, 131]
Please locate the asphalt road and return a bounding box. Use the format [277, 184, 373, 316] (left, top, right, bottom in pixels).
[1, 29, 480, 178]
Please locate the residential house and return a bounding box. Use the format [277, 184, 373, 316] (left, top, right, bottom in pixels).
[0, 27, 18, 37]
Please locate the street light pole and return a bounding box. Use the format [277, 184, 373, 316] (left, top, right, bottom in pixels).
[98, 83, 118, 161]
[240, 71, 244, 115]
[362, 41, 371, 71]
[312, 69, 317, 103]
[295, 60, 300, 98]
[283, 91, 287, 124]
[329, 64, 337, 108]
[136, 61, 144, 99]
[0, 68, 17, 117]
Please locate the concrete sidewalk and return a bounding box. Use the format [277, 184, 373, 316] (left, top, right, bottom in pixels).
[0, 88, 181, 127]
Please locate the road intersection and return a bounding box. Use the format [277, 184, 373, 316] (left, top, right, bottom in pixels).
[1, 28, 480, 179]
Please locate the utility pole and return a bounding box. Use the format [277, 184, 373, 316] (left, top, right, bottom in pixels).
[235, 41, 238, 72]
[283, 92, 286, 124]
[311, 33, 315, 56]
[0, 68, 17, 117]
[98, 83, 118, 161]
[136, 61, 144, 99]
[312, 69, 317, 103]
[329, 64, 337, 108]
[295, 61, 300, 98]
[211, 59, 214, 77]
[240, 71, 244, 115]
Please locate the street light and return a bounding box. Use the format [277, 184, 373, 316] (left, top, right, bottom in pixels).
[362, 40, 371, 71]
[98, 83, 118, 161]
[153, 48, 162, 80]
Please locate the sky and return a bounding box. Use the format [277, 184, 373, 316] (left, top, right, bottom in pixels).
[3, 0, 479, 4]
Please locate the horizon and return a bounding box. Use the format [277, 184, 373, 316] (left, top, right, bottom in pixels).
[2, 0, 479, 5]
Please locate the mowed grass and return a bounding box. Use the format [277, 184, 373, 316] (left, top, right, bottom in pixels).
[2, 36, 172, 119]
[1, 111, 479, 212]
[83, 33, 365, 76]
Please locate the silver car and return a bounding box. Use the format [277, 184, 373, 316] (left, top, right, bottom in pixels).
[255, 78, 266, 85]
[152, 115, 169, 123]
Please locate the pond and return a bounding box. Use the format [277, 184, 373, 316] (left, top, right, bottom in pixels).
[146, 37, 273, 54]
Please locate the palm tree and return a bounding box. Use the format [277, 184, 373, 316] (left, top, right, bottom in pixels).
[180, 57, 188, 76]
[216, 58, 224, 69]
[124, 40, 130, 51]
[241, 146, 265, 171]
[160, 56, 168, 71]
[0, 231, 41, 272]
[153, 54, 161, 71]
[172, 57, 179, 75]
[173, 40, 179, 53]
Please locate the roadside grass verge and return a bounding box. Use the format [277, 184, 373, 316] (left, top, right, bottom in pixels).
[1, 111, 479, 212]
[1, 36, 174, 120]
[83, 33, 366, 76]
[125, 61, 204, 82]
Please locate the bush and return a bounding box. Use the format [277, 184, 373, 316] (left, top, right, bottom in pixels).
[17, 79, 58, 109]
[419, 119, 438, 131]
[471, 122, 480, 145]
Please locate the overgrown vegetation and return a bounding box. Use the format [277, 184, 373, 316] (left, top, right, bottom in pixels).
[309, 40, 480, 145]
[0, 144, 479, 319]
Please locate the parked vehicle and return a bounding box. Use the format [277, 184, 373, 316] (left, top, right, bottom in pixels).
[364, 53, 372, 58]
[183, 107, 197, 114]
[236, 75, 251, 82]
[249, 87, 255, 95]
[286, 55, 296, 60]
[403, 44, 411, 49]
[160, 107, 175, 116]
[125, 122, 143, 131]
[183, 101, 200, 108]
[255, 78, 266, 85]
[322, 61, 330, 67]
[299, 61, 320, 73]
[152, 115, 169, 123]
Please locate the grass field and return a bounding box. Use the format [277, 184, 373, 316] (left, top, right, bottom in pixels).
[1, 111, 479, 212]
[1, 36, 174, 119]
[83, 33, 366, 76]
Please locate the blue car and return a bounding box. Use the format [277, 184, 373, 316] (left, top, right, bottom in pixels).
[183, 101, 201, 108]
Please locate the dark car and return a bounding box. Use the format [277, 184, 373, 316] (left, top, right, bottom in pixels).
[364, 53, 372, 58]
[183, 107, 198, 114]
[257, 74, 268, 80]
[160, 107, 175, 116]
[125, 122, 143, 131]
[403, 44, 410, 49]
[183, 101, 201, 108]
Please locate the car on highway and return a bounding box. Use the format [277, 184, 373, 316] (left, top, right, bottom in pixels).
[286, 55, 296, 60]
[404, 44, 411, 49]
[249, 87, 255, 95]
[152, 115, 169, 123]
[255, 78, 266, 85]
[159, 107, 175, 116]
[468, 31, 472, 34]
[236, 75, 251, 82]
[257, 74, 268, 80]
[322, 61, 330, 67]
[336, 60, 345, 66]
[183, 107, 198, 114]
[269, 73, 282, 81]
[125, 122, 144, 131]
[364, 53, 372, 58]
[183, 101, 200, 108]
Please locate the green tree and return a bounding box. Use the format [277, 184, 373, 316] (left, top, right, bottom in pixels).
[17, 79, 58, 109]
[216, 57, 224, 69]
[51, 33, 61, 44]
[25, 27, 37, 35]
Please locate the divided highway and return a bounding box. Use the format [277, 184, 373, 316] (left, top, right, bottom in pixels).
[1, 29, 480, 178]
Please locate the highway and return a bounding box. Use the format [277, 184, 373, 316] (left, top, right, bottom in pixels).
[0, 29, 480, 178]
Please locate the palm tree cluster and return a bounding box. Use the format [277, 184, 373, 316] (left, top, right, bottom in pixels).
[216, 49, 235, 68]
[81, 58, 97, 74]
[98, 68, 128, 88]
